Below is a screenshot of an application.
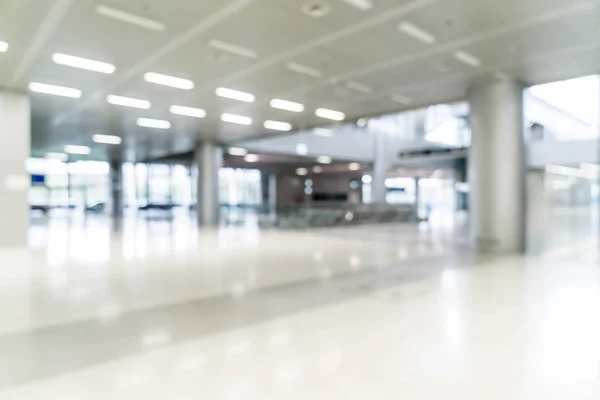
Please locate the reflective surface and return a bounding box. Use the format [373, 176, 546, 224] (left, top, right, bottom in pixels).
[0, 210, 599, 399]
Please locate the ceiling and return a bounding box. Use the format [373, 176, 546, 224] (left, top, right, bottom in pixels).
[1, 0, 600, 161]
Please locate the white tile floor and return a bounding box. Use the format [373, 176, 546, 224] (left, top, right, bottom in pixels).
[0, 210, 599, 399]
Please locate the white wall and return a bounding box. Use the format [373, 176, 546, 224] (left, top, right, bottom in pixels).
[0, 92, 30, 247]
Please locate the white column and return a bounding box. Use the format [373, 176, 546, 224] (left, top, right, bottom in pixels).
[0, 92, 30, 247]
[371, 131, 387, 204]
[468, 79, 526, 253]
[195, 143, 222, 226]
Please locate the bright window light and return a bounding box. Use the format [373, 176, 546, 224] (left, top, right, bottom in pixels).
[95, 4, 165, 32]
[45, 152, 68, 161]
[0, 41, 9, 53]
[52, 53, 115, 74]
[28, 82, 82, 98]
[264, 120, 292, 131]
[296, 168, 308, 176]
[137, 118, 171, 129]
[270, 98, 305, 112]
[107, 95, 150, 109]
[144, 72, 194, 90]
[244, 154, 259, 162]
[64, 145, 91, 155]
[296, 143, 308, 155]
[93, 134, 122, 145]
[317, 155, 332, 164]
[169, 105, 206, 118]
[220, 113, 252, 125]
[316, 108, 345, 121]
[215, 87, 255, 103]
[228, 147, 248, 156]
[398, 22, 436, 44]
[362, 175, 372, 184]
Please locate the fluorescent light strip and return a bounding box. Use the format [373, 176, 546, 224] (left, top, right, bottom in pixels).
[453, 50, 482, 67]
[244, 154, 259, 162]
[391, 94, 412, 105]
[346, 81, 372, 93]
[264, 120, 292, 131]
[107, 95, 150, 109]
[137, 118, 171, 129]
[45, 152, 68, 161]
[170, 105, 206, 118]
[52, 53, 115, 74]
[144, 72, 194, 90]
[286, 62, 323, 78]
[315, 108, 345, 121]
[208, 39, 257, 59]
[296, 168, 308, 176]
[0, 41, 8, 53]
[215, 87, 255, 103]
[95, 4, 165, 32]
[228, 147, 248, 156]
[398, 22, 436, 44]
[65, 145, 91, 155]
[270, 98, 305, 113]
[221, 113, 252, 125]
[29, 82, 82, 98]
[339, 0, 373, 10]
[93, 134, 122, 145]
[317, 155, 332, 164]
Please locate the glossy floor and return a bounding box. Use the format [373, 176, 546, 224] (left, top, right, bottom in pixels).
[0, 209, 599, 399]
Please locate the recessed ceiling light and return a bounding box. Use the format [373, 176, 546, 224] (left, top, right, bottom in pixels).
[93, 134, 122, 145]
[317, 155, 332, 164]
[286, 62, 324, 78]
[453, 50, 482, 67]
[228, 147, 248, 156]
[28, 82, 82, 98]
[170, 105, 206, 118]
[398, 22, 436, 44]
[270, 98, 305, 113]
[296, 143, 308, 155]
[339, 0, 373, 10]
[52, 53, 115, 74]
[137, 118, 171, 129]
[144, 72, 194, 90]
[95, 4, 165, 32]
[64, 145, 91, 155]
[215, 87, 255, 103]
[314, 128, 333, 137]
[208, 39, 257, 59]
[357, 118, 367, 127]
[45, 152, 68, 161]
[346, 81, 372, 93]
[264, 120, 292, 131]
[312, 166, 323, 173]
[244, 154, 259, 162]
[301, 1, 331, 18]
[0, 41, 9, 53]
[316, 108, 345, 121]
[107, 95, 150, 109]
[349, 162, 361, 171]
[296, 168, 309, 176]
[221, 113, 252, 125]
[391, 94, 412, 105]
